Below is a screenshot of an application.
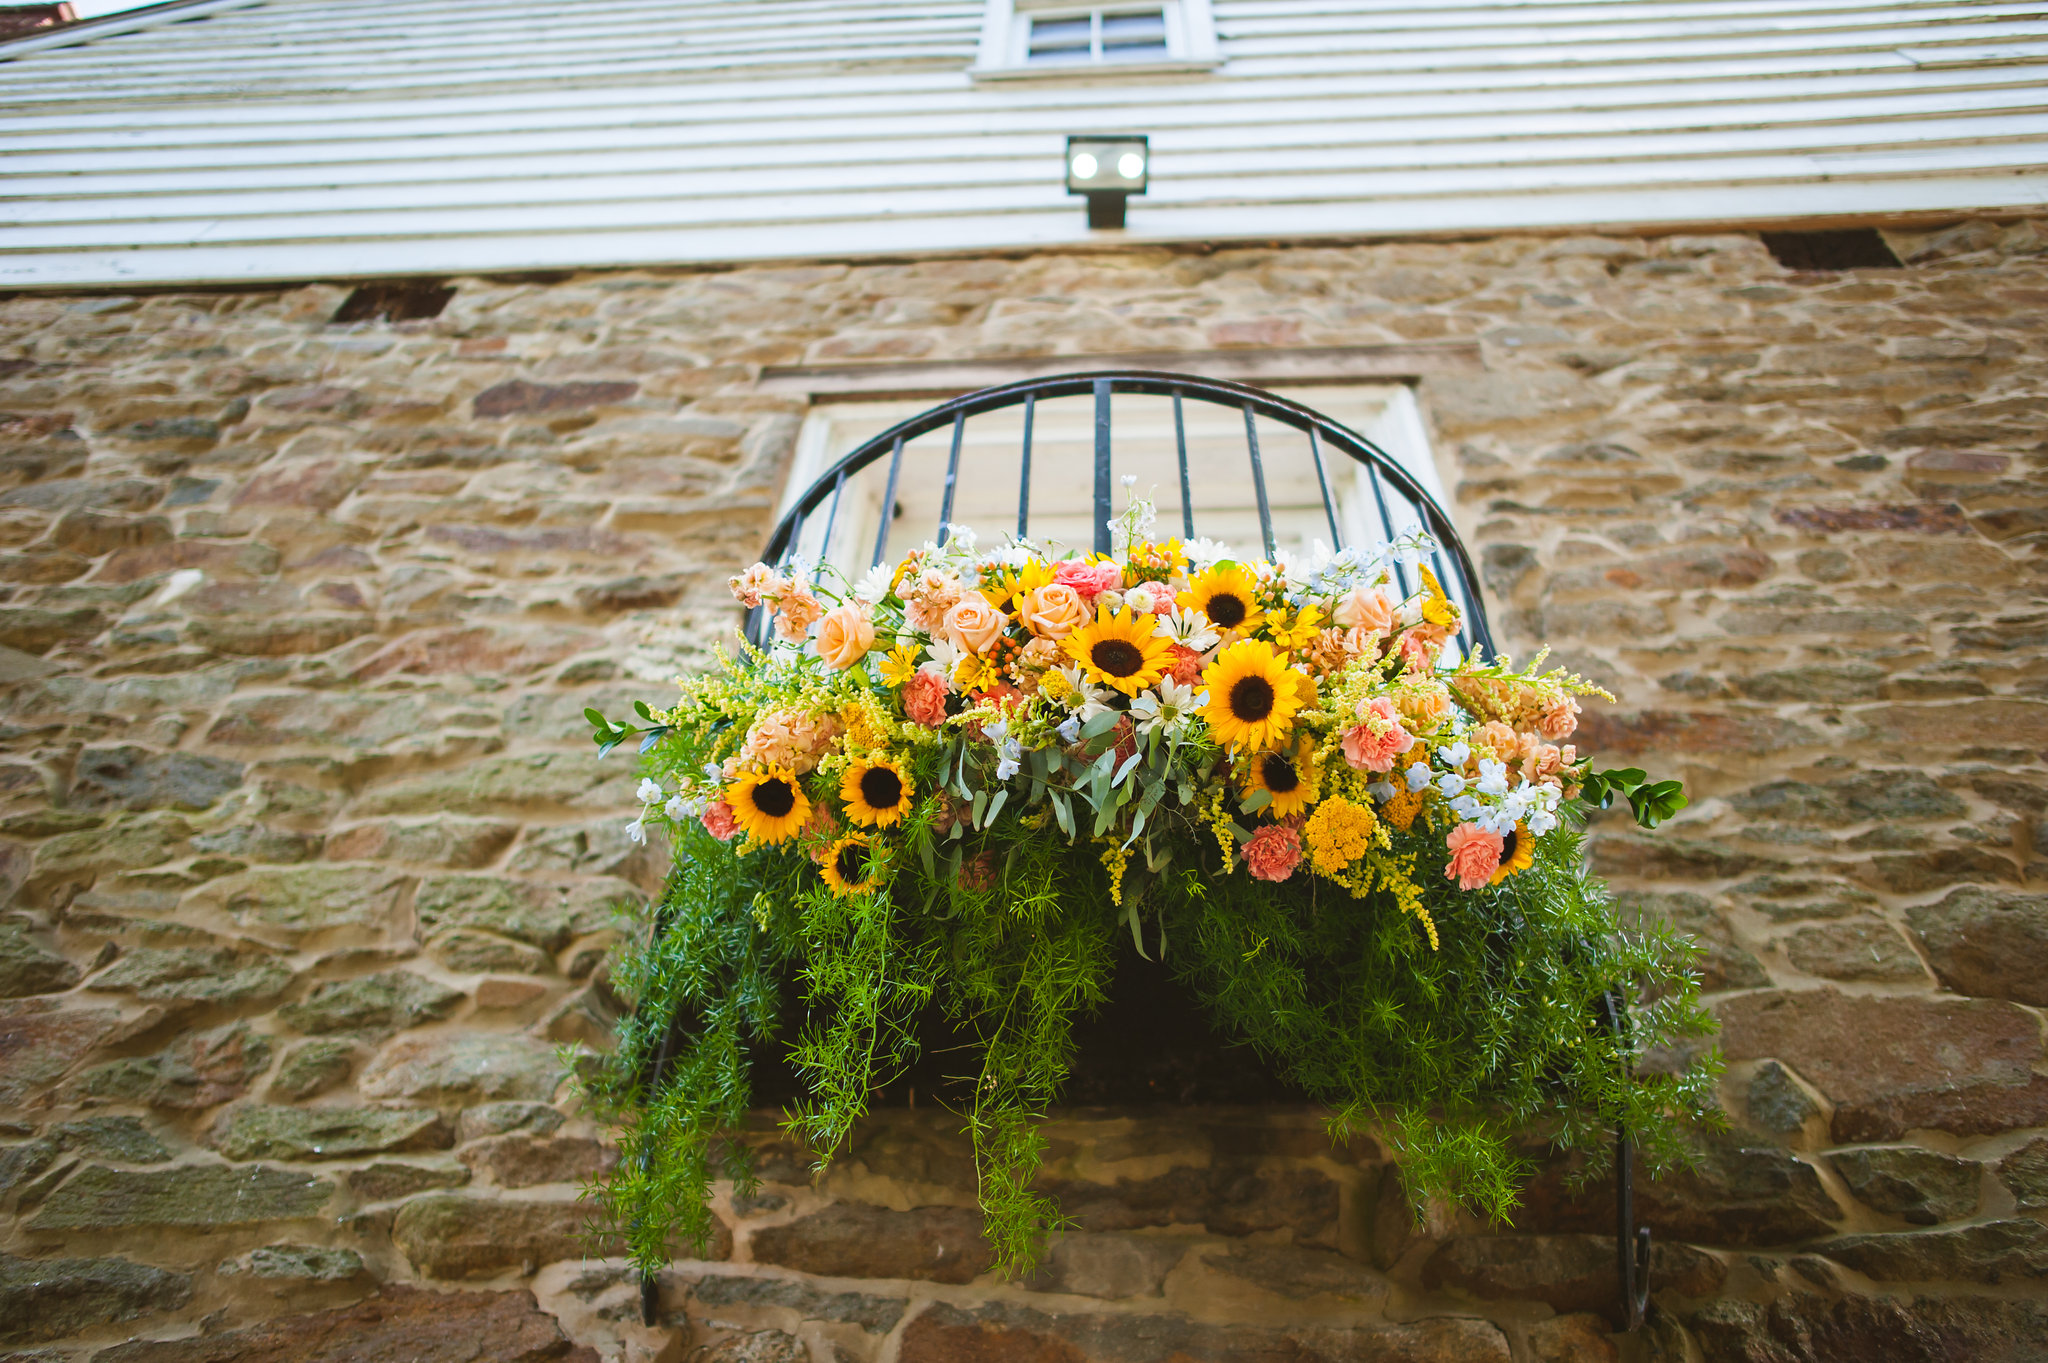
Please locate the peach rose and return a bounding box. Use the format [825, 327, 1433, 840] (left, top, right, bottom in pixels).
[1054, 559, 1123, 601]
[814, 602, 875, 670]
[1444, 822, 1504, 891]
[943, 596, 1004, 654]
[1334, 585, 1398, 634]
[1538, 694, 1581, 741]
[1021, 582, 1092, 640]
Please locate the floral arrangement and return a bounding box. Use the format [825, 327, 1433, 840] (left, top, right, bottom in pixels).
[581, 491, 1716, 1277]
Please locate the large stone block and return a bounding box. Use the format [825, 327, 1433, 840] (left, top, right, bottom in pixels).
[414, 875, 635, 952]
[0, 1252, 191, 1346]
[278, 970, 465, 1036]
[208, 1104, 450, 1161]
[1717, 989, 2048, 1142]
[0, 924, 80, 997]
[458, 1133, 615, 1188]
[88, 946, 293, 1005]
[29, 1163, 335, 1230]
[1905, 886, 2048, 1005]
[1829, 1146, 1979, 1225]
[390, 1195, 591, 1278]
[358, 1033, 567, 1103]
[67, 1020, 272, 1110]
[750, 1203, 990, 1284]
[350, 753, 615, 817]
[89, 1284, 596, 1362]
[185, 865, 410, 937]
[0, 1002, 124, 1106]
[69, 746, 244, 812]
[1820, 1219, 2048, 1285]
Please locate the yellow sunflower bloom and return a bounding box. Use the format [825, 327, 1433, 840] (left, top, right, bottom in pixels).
[726, 767, 810, 844]
[841, 755, 914, 828]
[1063, 606, 1173, 697]
[876, 645, 921, 689]
[1200, 639, 1304, 751]
[819, 832, 885, 897]
[1489, 822, 1537, 885]
[1179, 564, 1264, 635]
[1246, 738, 1318, 819]
[984, 561, 1055, 615]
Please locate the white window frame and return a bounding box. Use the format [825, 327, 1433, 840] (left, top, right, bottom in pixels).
[973, 0, 1218, 80]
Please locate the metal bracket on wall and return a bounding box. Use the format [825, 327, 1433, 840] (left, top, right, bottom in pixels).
[1602, 990, 1652, 1331]
[641, 1273, 659, 1328]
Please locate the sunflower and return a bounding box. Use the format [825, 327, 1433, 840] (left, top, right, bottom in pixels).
[983, 561, 1055, 615]
[1489, 822, 1536, 885]
[1246, 738, 1318, 818]
[819, 832, 885, 897]
[1063, 606, 1173, 697]
[841, 755, 914, 828]
[1200, 639, 1304, 751]
[726, 766, 810, 844]
[1179, 564, 1264, 635]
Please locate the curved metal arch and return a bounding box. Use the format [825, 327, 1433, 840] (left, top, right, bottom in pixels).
[756, 370, 1495, 659]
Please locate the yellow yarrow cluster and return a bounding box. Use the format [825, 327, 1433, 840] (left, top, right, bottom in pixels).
[1303, 796, 1378, 877]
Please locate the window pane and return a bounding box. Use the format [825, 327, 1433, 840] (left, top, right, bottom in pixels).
[1100, 9, 1167, 55]
[1027, 16, 1092, 59]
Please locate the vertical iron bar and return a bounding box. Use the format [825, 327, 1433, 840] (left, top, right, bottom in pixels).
[1173, 391, 1193, 539]
[1603, 991, 1652, 1333]
[1307, 425, 1342, 549]
[1364, 462, 1412, 599]
[1093, 379, 1113, 555]
[1242, 403, 1276, 562]
[870, 434, 905, 569]
[817, 467, 847, 566]
[1017, 394, 1035, 538]
[937, 410, 965, 545]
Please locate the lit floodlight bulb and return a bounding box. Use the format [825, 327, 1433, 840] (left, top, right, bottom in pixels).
[1118, 152, 1145, 179]
[1070, 152, 1099, 180]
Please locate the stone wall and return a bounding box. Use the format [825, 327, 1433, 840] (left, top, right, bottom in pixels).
[0, 218, 2044, 1363]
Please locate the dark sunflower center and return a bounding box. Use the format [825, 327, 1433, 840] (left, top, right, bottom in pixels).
[753, 777, 796, 818]
[859, 766, 903, 810]
[1260, 754, 1299, 794]
[835, 844, 868, 885]
[1207, 592, 1248, 629]
[1091, 639, 1145, 677]
[1499, 828, 1518, 864]
[1228, 675, 1275, 722]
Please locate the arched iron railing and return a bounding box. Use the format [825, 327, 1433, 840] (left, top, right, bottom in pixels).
[752, 371, 1495, 657]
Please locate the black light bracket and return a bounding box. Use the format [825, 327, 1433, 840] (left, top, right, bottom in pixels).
[1067, 133, 1148, 231]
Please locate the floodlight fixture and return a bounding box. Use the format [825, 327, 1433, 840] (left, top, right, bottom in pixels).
[1066, 134, 1148, 229]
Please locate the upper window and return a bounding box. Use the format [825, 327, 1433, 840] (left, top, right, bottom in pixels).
[975, 0, 1217, 78]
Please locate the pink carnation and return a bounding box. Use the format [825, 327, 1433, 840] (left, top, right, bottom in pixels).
[1538, 694, 1581, 740]
[1244, 824, 1303, 883]
[1398, 629, 1440, 675]
[1444, 822, 1504, 891]
[902, 669, 948, 727]
[1166, 643, 1205, 685]
[1054, 559, 1123, 601]
[1340, 696, 1415, 773]
[701, 801, 738, 841]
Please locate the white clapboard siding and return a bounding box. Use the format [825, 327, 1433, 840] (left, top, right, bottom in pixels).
[3, 0, 2046, 288]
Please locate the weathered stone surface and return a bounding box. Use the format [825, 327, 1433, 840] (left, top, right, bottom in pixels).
[454, 1101, 565, 1143]
[89, 946, 292, 1004]
[1020, 1233, 1188, 1301]
[209, 1104, 450, 1161]
[1424, 1234, 1614, 1316]
[1745, 1059, 1825, 1136]
[89, 1284, 595, 1362]
[1526, 1314, 1616, 1363]
[1198, 1241, 1384, 1304]
[751, 1203, 990, 1284]
[0, 1136, 58, 1192]
[0, 1252, 191, 1346]
[217, 1244, 365, 1282]
[1718, 989, 2048, 1141]
[0, 1002, 121, 1105]
[349, 754, 614, 817]
[1905, 886, 2048, 1006]
[1821, 1219, 2048, 1285]
[30, 1163, 334, 1230]
[1521, 1135, 1839, 1246]
[269, 1039, 353, 1100]
[1035, 1163, 1340, 1244]
[278, 969, 464, 1036]
[1830, 1146, 1979, 1225]
[31, 814, 188, 881]
[50, 1117, 170, 1164]
[358, 1033, 566, 1103]
[1615, 890, 1767, 990]
[323, 818, 519, 868]
[1688, 1290, 2048, 1363]
[680, 1272, 907, 1334]
[1997, 1136, 2048, 1211]
[389, 1195, 590, 1278]
[0, 925, 79, 997]
[345, 1160, 472, 1201]
[457, 1133, 614, 1187]
[428, 928, 554, 975]
[895, 1301, 1511, 1363]
[1783, 919, 1927, 983]
[474, 379, 637, 417]
[68, 1020, 271, 1109]
[414, 875, 638, 952]
[687, 1331, 805, 1363]
[187, 866, 410, 937]
[69, 747, 243, 813]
